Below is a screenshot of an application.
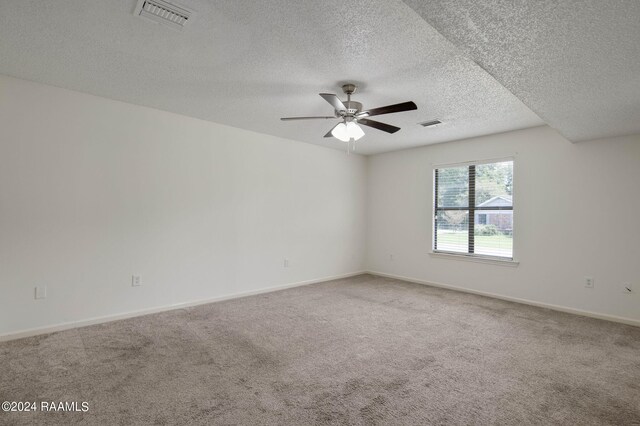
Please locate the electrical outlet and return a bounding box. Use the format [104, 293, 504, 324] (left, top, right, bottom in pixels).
[132, 275, 142, 287]
[584, 277, 594, 289]
[283, 258, 289, 268]
[34, 286, 47, 299]
[622, 282, 633, 294]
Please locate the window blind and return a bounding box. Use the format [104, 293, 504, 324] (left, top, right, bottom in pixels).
[434, 160, 513, 259]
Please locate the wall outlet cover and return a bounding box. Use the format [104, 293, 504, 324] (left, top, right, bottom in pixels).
[35, 286, 47, 299]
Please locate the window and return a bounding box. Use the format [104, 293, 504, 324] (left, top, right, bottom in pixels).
[433, 160, 513, 259]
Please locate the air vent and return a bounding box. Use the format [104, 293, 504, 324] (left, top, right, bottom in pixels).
[134, 0, 192, 30]
[419, 119, 443, 127]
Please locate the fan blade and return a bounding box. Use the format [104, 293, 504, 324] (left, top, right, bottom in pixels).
[280, 116, 336, 121]
[358, 118, 400, 134]
[324, 123, 341, 138]
[356, 101, 417, 118]
[319, 93, 347, 112]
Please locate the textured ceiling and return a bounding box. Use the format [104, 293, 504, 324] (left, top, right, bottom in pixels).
[403, 0, 640, 142]
[0, 0, 545, 155]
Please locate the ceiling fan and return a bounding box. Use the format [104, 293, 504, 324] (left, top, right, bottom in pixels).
[280, 84, 417, 145]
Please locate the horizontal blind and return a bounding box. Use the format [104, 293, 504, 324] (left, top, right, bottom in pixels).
[434, 160, 513, 259]
[434, 164, 469, 254]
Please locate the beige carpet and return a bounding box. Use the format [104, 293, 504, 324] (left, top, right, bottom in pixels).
[1, 274, 639, 425]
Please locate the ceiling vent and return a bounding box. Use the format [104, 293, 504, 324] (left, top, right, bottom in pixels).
[419, 119, 443, 128]
[134, 0, 192, 31]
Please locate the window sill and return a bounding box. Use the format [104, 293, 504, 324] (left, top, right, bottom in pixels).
[428, 251, 520, 267]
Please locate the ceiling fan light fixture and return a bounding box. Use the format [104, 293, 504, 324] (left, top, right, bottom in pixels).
[332, 122, 365, 142]
[331, 122, 349, 141]
[347, 121, 365, 141]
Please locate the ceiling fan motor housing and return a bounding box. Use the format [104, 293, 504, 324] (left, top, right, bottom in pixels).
[338, 83, 362, 116]
[340, 101, 362, 116]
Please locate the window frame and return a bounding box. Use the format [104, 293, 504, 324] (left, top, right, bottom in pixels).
[432, 157, 516, 262]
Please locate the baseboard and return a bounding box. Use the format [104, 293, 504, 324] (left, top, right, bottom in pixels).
[367, 270, 640, 328]
[0, 271, 366, 342]
[5, 269, 635, 342]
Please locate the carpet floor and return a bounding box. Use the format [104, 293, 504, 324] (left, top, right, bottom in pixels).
[1, 274, 639, 425]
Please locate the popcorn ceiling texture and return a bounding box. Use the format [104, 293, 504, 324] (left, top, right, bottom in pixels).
[0, 0, 542, 155]
[403, 0, 640, 142]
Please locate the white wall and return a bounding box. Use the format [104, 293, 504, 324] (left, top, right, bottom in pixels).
[0, 75, 367, 337]
[367, 126, 640, 323]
